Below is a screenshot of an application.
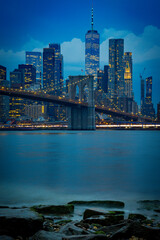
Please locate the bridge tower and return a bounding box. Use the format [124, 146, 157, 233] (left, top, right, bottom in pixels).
[68, 75, 95, 130]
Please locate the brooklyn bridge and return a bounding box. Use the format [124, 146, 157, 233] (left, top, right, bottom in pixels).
[0, 75, 152, 130]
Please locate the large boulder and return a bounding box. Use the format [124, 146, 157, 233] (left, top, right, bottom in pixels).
[68, 200, 125, 208]
[83, 209, 105, 220]
[128, 213, 147, 221]
[0, 208, 43, 237]
[31, 204, 74, 215]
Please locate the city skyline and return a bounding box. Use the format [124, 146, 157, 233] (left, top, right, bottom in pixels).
[0, 0, 160, 106]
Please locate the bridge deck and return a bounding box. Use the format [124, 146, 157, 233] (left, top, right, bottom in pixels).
[0, 87, 152, 122]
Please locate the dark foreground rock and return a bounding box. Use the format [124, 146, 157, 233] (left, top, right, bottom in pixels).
[30, 230, 108, 240]
[31, 204, 74, 215]
[0, 208, 43, 237]
[108, 221, 160, 240]
[83, 209, 105, 220]
[128, 213, 147, 220]
[68, 200, 125, 208]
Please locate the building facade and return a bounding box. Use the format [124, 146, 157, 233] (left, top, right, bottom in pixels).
[108, 39, 124, 99]
[26, 51, 42, 86]
[124, 52, 133, 98]
[18, 64, 36, 89]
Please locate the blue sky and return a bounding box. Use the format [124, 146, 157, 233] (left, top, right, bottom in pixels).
[0, 0, 160, 107]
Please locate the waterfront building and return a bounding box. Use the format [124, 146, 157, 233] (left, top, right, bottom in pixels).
[85, 6, 100, 89]
[18, 64, 36, 89]
[124, 52, 133, 98]
[25, 104, 47, 120]
[26, 51, 42, 86]
[108, 39, 124, 99]
[0, 65, 6, 80]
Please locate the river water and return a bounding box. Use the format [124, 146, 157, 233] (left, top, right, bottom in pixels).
[0, 130, 160, 214]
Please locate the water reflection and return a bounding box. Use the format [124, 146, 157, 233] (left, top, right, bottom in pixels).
[0, 130, 160, 207]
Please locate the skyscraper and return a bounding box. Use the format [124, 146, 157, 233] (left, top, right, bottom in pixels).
[43, 47, 55, 91]
[146, 76, 152, 104]
[124, 52, 133, 98]
[85, 6, 100, 89]
[108, 39, 124, 98]
[26, 52, 42, 85]
[48, 44, 63, 94]
[142, 76, 155, 118]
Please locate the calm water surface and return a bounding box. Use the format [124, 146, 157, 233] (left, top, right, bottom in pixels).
[0, 130, 160, 211]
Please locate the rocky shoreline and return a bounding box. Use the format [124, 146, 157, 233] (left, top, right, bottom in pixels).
[0, 200, 160, 240]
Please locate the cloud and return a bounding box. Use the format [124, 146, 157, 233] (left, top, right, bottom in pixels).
[61, 38, 85, 64]
[0, 25, 160, 81]
[101, 25, 160, 66]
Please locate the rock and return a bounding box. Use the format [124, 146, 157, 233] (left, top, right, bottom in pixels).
[30, 230, 65, 240]
[83, 213, 124, 226]
[108, 221, 160, 240]
[83, 210, 124, 226]
[31, 204, 74, 215]
[62, 234, 108, 239]
[68, 200, 125, 208]
[0, 236, 14, 240]
[99, 220, 130, 235]
[59, 222, 88, 235]
[0, 208, 43, 237]
[154, 209, 160, 213]
[128, 213, 147, 221]
[83, 209, 105, 220]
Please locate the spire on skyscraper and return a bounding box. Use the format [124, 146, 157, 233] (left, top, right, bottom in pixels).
[91, 0, 93, 31]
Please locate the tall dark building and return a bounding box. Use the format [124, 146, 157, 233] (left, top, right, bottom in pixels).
[43, 47, 55, 90]
[142, 76, 155, 118]
[97, 65, 109, 93]
[108, 39, 124, 98]
[26, 52, 42, 85]
[0, 65, 6, 80]
[141, 78, 145, 106]
[146, 76, 152, 104]
[10, 69, 24, 89]
[18, 64, 36, 89]
[48, 43, 64, 94]
[85, 6, 100, 89]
